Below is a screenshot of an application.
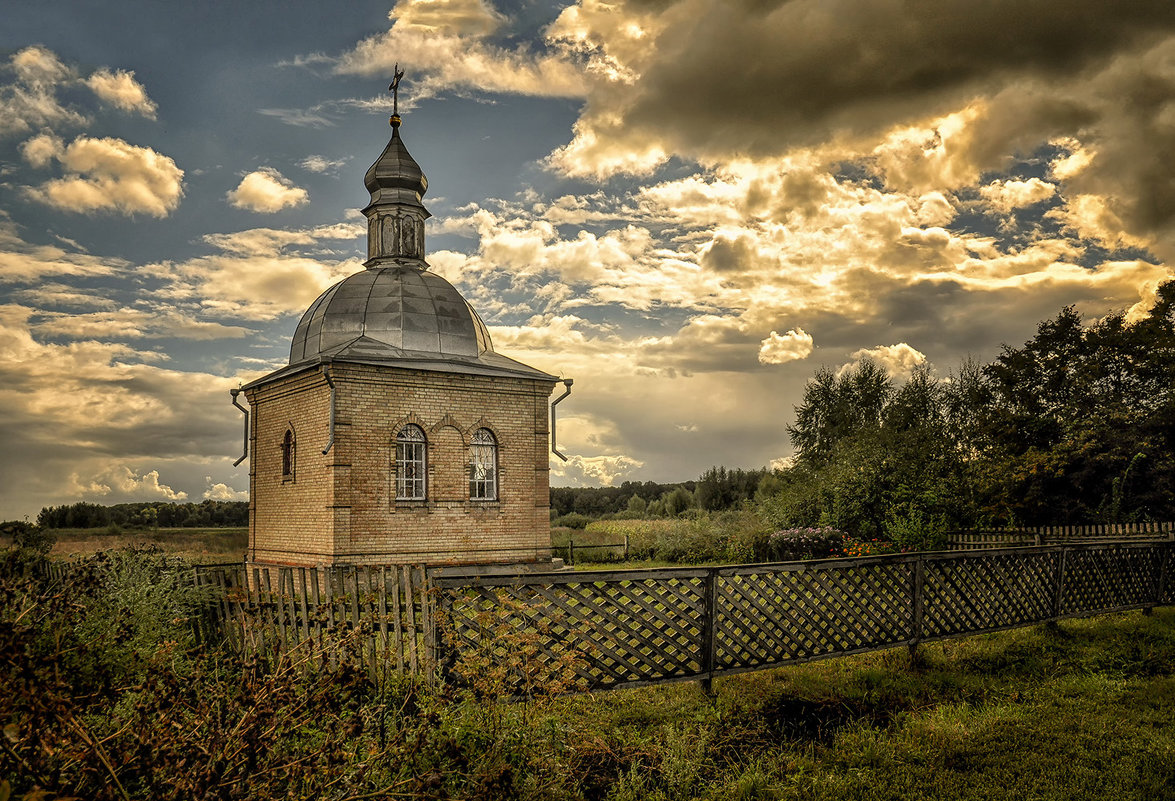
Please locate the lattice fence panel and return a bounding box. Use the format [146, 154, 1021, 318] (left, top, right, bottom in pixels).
[437, 574, 706, 691]
[1060, 547, 1162, 615]
[923, 551, 1056, 637]
[1163, 552, 1175, 606]
[715, 561, 911, 670]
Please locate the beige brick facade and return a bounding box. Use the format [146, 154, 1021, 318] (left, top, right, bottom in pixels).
[245, 363, 556, 567]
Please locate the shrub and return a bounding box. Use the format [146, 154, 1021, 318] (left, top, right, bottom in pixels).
[766, 527, 846, 561]
[552, 512, 593, 529]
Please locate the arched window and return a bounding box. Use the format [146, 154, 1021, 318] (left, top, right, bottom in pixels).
[469, 428, 497, 501]
[395, 424, 427, 500]
[281, 428, 295, 479]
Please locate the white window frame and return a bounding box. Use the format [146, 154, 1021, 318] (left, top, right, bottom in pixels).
[469, 428, 498, 501]
[395, 424, 427, 500]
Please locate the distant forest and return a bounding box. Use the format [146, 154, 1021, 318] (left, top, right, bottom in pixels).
[31, 468, 766, 531]
[36, 500, 248, 530]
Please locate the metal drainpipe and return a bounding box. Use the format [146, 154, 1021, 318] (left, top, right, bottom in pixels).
[321, 366, 336, 455]
[230, 388, 249, 466]
[550, 378, 573, 461]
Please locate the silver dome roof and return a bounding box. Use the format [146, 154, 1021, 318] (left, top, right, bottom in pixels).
[289, 266, 493, 364]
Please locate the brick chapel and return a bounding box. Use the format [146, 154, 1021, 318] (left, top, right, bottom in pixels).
[236, 104, 566, 569]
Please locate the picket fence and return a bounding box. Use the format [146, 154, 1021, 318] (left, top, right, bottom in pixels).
[193, 563, 434, 679]
[198, 540, 1174, 693]
[946, 521, 1175, 550]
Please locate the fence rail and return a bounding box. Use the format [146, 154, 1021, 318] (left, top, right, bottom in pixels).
[947, 521, 1175, 549]
[550, 536, 629, 565]
[432, 542, 1174, 693]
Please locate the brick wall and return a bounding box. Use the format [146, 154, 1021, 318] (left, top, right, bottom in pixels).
[246, 362, 556, 567]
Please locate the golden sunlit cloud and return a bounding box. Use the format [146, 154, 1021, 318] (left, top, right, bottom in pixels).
[334, 0, 585, 101]
[0, 45, 85, 136]
[26, 135, 184, 217]
[846, 344, 928, 379]
[70, 465, 188, 501]
[226, 167, 310, 213]
[84, 68, 158, 118]
[758, 329, 814, 365]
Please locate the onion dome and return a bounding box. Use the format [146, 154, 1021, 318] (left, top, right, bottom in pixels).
[363, 121, 428, 209]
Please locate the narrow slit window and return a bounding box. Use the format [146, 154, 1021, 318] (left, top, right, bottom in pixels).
[281, 429, 295, 479]
[469, 428, 497, 501]
[396, 424, 427, 500]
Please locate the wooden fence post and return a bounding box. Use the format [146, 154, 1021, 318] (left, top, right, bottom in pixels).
[430, 576, 450, 687]
[422, 567, 436, 679]
[909, 557, 924, 660]
[1048, 547, 1067, 629]
[699, 568, 716, 696]
[568, 538, 575, 566]
[1149, 545, 1170, 616]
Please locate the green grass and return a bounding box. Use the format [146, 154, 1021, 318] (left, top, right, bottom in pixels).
[6, 539, 1173, 799]
[533, 608, 1175, 800]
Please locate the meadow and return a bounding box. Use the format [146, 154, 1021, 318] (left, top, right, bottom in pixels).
[40, 525, 247, 562]
[2, 536, 1173, 800]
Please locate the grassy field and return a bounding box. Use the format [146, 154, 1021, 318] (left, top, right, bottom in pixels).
[3, 536, 1173, 799]
[538, 608, 1175, 800]
[42, 526, 247, 562]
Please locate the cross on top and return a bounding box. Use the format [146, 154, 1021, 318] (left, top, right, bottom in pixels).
[389, 64, 405, 117]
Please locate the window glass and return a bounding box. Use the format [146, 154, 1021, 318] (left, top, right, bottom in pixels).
[469, 428, 497, 500]
[281, 429, 295, 478]
[396, 425, 427, 500]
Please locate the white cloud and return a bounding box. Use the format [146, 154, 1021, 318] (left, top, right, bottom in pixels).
[758, 328, 814, 365]
[70, 465, 188, 501]
[847, 344, 927, 380]
[0, 46, 85, 137]
[550, 453, 644, 487]
[1049, 138, 1095, 180]
[204, 479, 248, 501]
[979, 177, 1056, 213]
[27, 135, 184, 217]
[0, 221, 130, 282]
[227, 167, 310, 213]
[333, 0, 586, 101]
[19, 131, 63, 167]
[299, 154, 349, 173]
[84, 68, 157, 118]
[32, 307, 251, 341]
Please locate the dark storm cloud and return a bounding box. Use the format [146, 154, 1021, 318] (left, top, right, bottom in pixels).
[618, 0, 1175, 156]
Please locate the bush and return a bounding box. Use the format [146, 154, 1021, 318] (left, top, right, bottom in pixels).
[766, 527, 846, 561]
[1, 520, 54, 555]
[552, 512, 593, 529]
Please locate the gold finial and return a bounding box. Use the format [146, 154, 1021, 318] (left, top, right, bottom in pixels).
[389, 64, 405, 128]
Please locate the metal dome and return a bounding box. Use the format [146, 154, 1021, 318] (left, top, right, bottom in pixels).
[289, 266, 493, 364]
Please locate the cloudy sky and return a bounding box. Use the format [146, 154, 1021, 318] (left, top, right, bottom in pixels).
[2, 0, 1173, 520]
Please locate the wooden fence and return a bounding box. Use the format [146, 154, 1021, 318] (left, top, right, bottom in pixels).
[947, 521, 1175, 550]
[432, 542, 1174, 693]
[551, 535, 629, 565]
[193, 563, 433, 679]
[195, 541, 1174, 694]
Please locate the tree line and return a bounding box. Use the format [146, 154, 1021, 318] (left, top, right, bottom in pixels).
[36, 500, 249, 530]
[763, 281, 1175, 543]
